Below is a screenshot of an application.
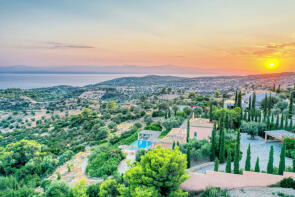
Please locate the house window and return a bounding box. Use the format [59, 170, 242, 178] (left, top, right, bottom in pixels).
[194, 132, 197, 138]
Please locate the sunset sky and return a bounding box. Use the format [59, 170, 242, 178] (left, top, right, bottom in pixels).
[1, 0, 295, 74]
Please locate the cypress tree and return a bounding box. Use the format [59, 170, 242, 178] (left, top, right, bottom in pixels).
[219, 115, 224, 145]
[243, 111, 247, 120]
[237, 91, 242, 109]
[254, 157, 260, 172]
[172, 141, 175, 150]
[209, 102, 213, 122]
[277, 84, 281, 93]
[234, 129, 241, 174]
[219, 129, 225, 163]
[278, 143, 286, 175]
[254, 111, 258, 122]
[268, 93, 272, 113]
[293, 157, 295, 172]
[271, 113, 274, 126]
[276, 114, 280, 129]
[264, 94, 268, 114]
[285, 116, 289, 130]
[214, 158, 219, 172]
[187, 146, 191, 168]
[280, 115, 284, 129]
[289, 118, 293, 131]
[289, 94, 293, 118]
[177, 141, 180, 147]
[186, 119, 190, 142]
[247, 102, 251, 122]
[252, 92, 256, 111]
[245, 144, 251, 171]
[272, 84, 276, 92]
[225, 113, 229, 129]
[267, 145, 274, 174]
[234, 90, 238, 107]
[267, 114, 271, 130]
[226, 152, 232, 173]
[248, 95, 252, 112]
[210, 122, 217, 161]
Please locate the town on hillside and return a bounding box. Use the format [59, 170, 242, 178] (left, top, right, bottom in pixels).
[1, 73, 295, 196]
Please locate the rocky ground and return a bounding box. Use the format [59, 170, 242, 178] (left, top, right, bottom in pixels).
[47, 147, 102, 187]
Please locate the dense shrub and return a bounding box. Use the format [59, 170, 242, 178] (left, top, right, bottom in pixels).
[86, 144, 125, 177]
[181, 139, 210, 161]
[161, 116, 184, 130]
[284, 137, 295, 158]
[279, 177, 295, 189]
[241, 121, 267, 138]
[72, 145, 85, 153]
[144, 123, 162, 131]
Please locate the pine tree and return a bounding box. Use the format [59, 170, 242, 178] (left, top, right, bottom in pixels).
[245, 144, 251, 171]
[234, 129, 241, 174]
[209, 102, 213, 122]
[214, 158, 219, 172]
[219, 129, 225, 163]
[267, 146, 274, 174]
[289, 94, 293, 118]
[186, 119, 190, 143]
[210, 122, 217, 161]
[254, 157, 260, 172]
[278, 143, 286, 175]
[226, 152, 231, 173]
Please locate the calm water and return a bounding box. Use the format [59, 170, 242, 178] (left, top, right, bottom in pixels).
[0, 73, 210, 89]
[0, 73, 149, 89]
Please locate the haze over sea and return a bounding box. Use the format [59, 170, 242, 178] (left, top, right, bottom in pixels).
[0, 73, 214, 89]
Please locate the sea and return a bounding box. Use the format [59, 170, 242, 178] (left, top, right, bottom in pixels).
[0, 73, 208, 89]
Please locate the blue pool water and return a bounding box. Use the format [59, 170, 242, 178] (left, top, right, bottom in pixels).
[129, 140, 152, 150]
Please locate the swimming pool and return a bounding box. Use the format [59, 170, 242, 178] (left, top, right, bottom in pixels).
[129, 140, 152, 150]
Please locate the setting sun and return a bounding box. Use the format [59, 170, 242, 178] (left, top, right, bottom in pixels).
[265, 59, 279, 70]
